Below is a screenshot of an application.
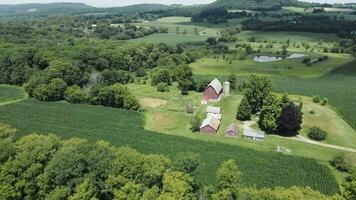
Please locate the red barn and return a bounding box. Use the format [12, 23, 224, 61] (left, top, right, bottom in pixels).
[203, 79, 222, 100]
[200, 116, 220, 134]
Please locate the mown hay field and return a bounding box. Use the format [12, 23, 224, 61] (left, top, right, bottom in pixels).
[0, 99, 339, 195]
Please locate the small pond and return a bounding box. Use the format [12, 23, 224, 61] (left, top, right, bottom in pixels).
[254, 53, 306, 63]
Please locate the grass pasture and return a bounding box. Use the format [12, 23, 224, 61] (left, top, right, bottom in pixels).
[190, 53, 352, 78]
[0, 84, 26, 104]
[0, 98, 340, 195]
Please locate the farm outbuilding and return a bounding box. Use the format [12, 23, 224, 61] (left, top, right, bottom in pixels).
[207, 106, 222, 120]
[200, 116, 220, 134]
[203, 79, 223, 101]
[225, 123, 238, 137]
[243, 130, 265, 141]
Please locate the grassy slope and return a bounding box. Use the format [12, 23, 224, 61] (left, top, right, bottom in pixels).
[191, 54, 352, 78]
[0, 85, 26, 104]
[0, 98, 340, 195]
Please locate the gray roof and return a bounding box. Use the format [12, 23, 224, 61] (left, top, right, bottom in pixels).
[243, 130, 265, 138]
[207, 106, 221, 114]
[225, 123, 238, 134]
[200, 116, 220, 130]
[208, 79, 223, 94]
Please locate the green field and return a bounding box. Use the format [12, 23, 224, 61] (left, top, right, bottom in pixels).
[0, 98, 339, 195]
[191, 54, 353, 78]
[0, 85, 26, 104]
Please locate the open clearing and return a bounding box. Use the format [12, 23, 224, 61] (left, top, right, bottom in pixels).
[0, 98, 340, 195]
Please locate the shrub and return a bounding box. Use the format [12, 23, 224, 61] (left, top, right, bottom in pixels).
[65, 85, 89, 104]
[156, 82, 169, 92]
[329, 154, 351, 172]
[321, 98, 329, 106]
[308, 127, 327, 141]
[312, 95, 321, 103]
[302, 58, 311, 64]
[190, 116, 202, 132]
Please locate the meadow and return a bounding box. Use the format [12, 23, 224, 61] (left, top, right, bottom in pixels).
[0, 98, 340, 195]
[190, 53, 353, 78]
[0, 85, 26, 105]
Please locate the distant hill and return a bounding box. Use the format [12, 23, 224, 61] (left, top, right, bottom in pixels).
[208, 0, 310, 10]
[104, 4, 181, 14]
[0, 3, 181, 20]
[0, 3, 94, 15]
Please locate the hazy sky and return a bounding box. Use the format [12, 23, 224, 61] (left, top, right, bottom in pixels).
[0, 0, 355, 7]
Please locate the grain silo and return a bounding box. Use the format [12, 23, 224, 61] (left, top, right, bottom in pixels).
[223, 81, 230, 96]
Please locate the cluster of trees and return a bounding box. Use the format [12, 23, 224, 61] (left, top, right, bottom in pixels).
[218, 27, 240, 42]
[241, 15, 356, 38]
[236, 76, 303, 136]
[93, 23, 168, 40]
[0, 123, 347, 200]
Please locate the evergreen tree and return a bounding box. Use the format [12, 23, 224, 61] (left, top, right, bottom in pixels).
[236, 97, 252, 121]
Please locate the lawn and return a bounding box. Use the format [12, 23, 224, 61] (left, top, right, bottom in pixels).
[239, 31, 340, 43]
[190, 53, 353, 78]
[0, 84, 26, 104]
[0, 98, 340, 195]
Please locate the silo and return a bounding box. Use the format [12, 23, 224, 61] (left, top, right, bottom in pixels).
[223, 81, 230, 96]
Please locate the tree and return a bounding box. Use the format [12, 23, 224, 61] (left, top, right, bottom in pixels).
[65, 85, 89, 104]
[240, 75, 273, 113]
[277, 103, 303, 136]
[102, 69, 131, 86]
[279, 93, 292, 109]
[227, 74, 236, 90]
[98, 84, 140, 110]
[158, 171, 195, 200]
[45, 59, 81, 86]
[150, 68, 171, 86]
[258, 94, 281, 133]
[343, 170, 356, 200]
[172, 152, 200, 176]
[215, 159, 241, 199]
[207, 37, 217, 45]
[236, 96, 252, 121]
[178, 79, 193, 95]
[33, 78, 67, 101]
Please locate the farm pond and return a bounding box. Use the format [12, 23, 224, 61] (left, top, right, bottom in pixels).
[254, 53, 306, 62]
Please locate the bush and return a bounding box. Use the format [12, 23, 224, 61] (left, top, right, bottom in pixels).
[308, 127, 327, 141]
[329, 154, 351, 172]
[65, 85, 89, 104]
[312, 95, 321, 103]
[190, 116, 202, 132]
[302, 58, 311, 64]
[156, 82, 169, 92]
[321, 98, 328, 106]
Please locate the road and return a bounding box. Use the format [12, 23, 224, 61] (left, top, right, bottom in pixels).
[243, 121, 356, 153]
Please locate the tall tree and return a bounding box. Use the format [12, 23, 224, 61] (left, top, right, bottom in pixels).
[258, 94, 281, 133]
[240, 75, 273, 113]
[236, 96, 252, 121]
[277, 103, 303, 136]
